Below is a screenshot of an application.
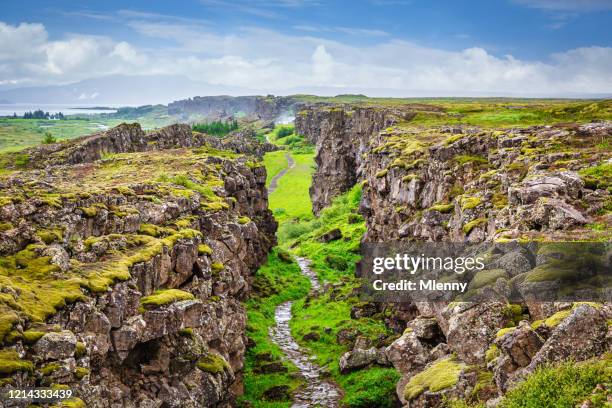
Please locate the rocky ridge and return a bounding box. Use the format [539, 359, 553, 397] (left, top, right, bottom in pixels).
[0, 123, 276, 407]
[296, 104, 611, 407]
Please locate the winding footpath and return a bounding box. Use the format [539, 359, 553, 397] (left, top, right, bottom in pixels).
[268, 153, 294, 194]
[269, 257, 342, 408]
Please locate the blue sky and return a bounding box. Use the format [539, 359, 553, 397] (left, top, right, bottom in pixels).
[1, 0, 611, 98]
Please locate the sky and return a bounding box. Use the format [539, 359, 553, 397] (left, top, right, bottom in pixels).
[1, 0, 612, 101]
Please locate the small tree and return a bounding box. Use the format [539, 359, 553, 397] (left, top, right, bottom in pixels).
[42, 132, 56, 144]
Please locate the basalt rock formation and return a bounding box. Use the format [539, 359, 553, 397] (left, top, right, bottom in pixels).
[297, 103, 611, 407]
[0, 124, 276, 407]
[168, 95, 297, 122]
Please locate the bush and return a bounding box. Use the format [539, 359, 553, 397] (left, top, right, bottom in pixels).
[276, 126, 294, 138]
[42, 132, 57, 144]
[193, 120, 238, 136]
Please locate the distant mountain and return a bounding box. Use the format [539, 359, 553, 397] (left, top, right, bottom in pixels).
[0, 75, 257, 106]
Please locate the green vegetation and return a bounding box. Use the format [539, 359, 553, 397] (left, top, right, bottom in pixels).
[140, 289, 195, 309]
[268, 153, 315, 223]
[262, 150, 289, 186]
[404, 356, 464, 400]
[499, 357, 611, 408]
[463, 218, 488, 234]
[240, 250, 310, 407]
[192, 119, 239, 136]
[0, 349, 33, 374]
[197, 352, 230, 374]
[42, 131, 57, 144]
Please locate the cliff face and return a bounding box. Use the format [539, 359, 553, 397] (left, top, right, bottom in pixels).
[297, 104, 611, 406]
[295, 106, 404, 213]
[297, 105, 611, 242]
[0, 124, 276, 407]
[167, 95, 296, 122]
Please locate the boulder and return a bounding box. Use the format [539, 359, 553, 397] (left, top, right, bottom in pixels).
[34, 331, 77, 360]
[385, 329, 430, 375]
[527, 304, 608, 370]
[318, 228, 342, 243]
[496, 323, 543, 368]
[339, 347, 378, 374]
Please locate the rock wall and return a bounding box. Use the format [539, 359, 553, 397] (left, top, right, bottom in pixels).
[0, 124, 276, 407]
[167, 95, 296, 122]
[297, 104, 612, 407]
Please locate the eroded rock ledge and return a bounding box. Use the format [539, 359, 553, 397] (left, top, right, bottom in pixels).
[0, 123, 276, 407]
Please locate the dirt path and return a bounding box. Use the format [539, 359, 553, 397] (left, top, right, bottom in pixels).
[269, 257, 342, 408]
[268, 153, 294, 194]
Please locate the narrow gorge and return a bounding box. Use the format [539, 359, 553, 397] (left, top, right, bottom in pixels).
[0, 97, 610, 408]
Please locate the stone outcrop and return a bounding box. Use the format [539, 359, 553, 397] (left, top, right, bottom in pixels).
[168, 95, 297, 122]
[297, 103, 611, 407]
[0, 123, 276, 407]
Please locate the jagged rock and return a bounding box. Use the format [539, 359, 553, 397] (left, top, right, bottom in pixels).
[527, 304, 608, 370]
[445, 302, 512, 364]
[385, 329, 430, 375]
[496, 323, 543, 368]
[336, 328, 358, 345]
[527, 197, 587, 230]
[42, 244, 71, 272]
[262, 385, 291, 401]
[410, 316, 444, 342]
[33, 331, 77, 360]
[255, 362, 288, 374]
[318, 228, 342, 242]
[303, 331, 320, 341]
[339, 347, 379, 373]
[509, 172, 583, 205]
[350, 302, 378, 319]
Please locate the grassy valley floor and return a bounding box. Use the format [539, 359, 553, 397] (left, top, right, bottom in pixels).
[240, 126, 400, 407]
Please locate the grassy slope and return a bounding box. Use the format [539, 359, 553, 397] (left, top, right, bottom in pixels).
[262, 150, 288, 187]
[268, 153, 315, 223]
[0, 108, 174, 153]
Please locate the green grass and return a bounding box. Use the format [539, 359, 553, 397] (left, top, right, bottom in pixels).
[240, 249, 311, 407]
[285, 185, 400, 407]
[498, 357, 611, 408]
[263, 150, 289, 187]
[268, 153, 315, 223]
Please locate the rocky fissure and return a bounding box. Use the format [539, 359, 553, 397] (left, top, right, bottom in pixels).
[297, 103, 611, 407]
[0, 124, 276, 407]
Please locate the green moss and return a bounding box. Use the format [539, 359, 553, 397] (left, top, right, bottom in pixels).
[579, 162, 611, 190]
[55, 397, 87, 408]
[455, 155, 488, 166]
[491, 192, 508, 208]
[404, 357, 464, 400]
[179, 328, 194, 337]
[197, 352, 229, 374]
[470, 269, 508, 289]
[78, 206, 98, 218]
[499, 358, 611, 408]
[460, 196, 483, 210]
[375, 169, 388, 178]
[198, 244, 212, 256]
[22, 330, 45, 344]
[485, 344, 500, 363]
[445, 134, 466, 145]
[140, 289, 195, 310]
[496, 327, 517, 338]
[41, 362, 61, 376]
[0, 222, 13, 232]
[463, 218, 488, 234]
[74, 367, 89, 380]
[211, 262, 224, 273]
[238, 216, 251, 225]
[544, 309, 572, 328]
[138, 223, 168, 237]
[0, 349, 33, 374]
[429, 203, 454, 213]
[74, 342, 86, 358]
[36, 228, 63, 244]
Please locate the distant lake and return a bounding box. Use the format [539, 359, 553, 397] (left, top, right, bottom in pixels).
[0, 104, 119, 116]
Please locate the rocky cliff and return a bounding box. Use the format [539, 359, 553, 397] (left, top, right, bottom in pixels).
[168, 95, 297, 122]
[297, 104, 611, 407]
[0, 124, 276, 407]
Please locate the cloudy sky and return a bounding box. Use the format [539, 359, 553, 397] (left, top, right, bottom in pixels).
[1, 0, 611, 101]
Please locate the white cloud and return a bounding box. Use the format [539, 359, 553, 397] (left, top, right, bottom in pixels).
[513, 0, 612, 11]
[0, 20, 611, 96]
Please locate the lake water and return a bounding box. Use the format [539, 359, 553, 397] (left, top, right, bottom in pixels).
[0, 104, 118, 116]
